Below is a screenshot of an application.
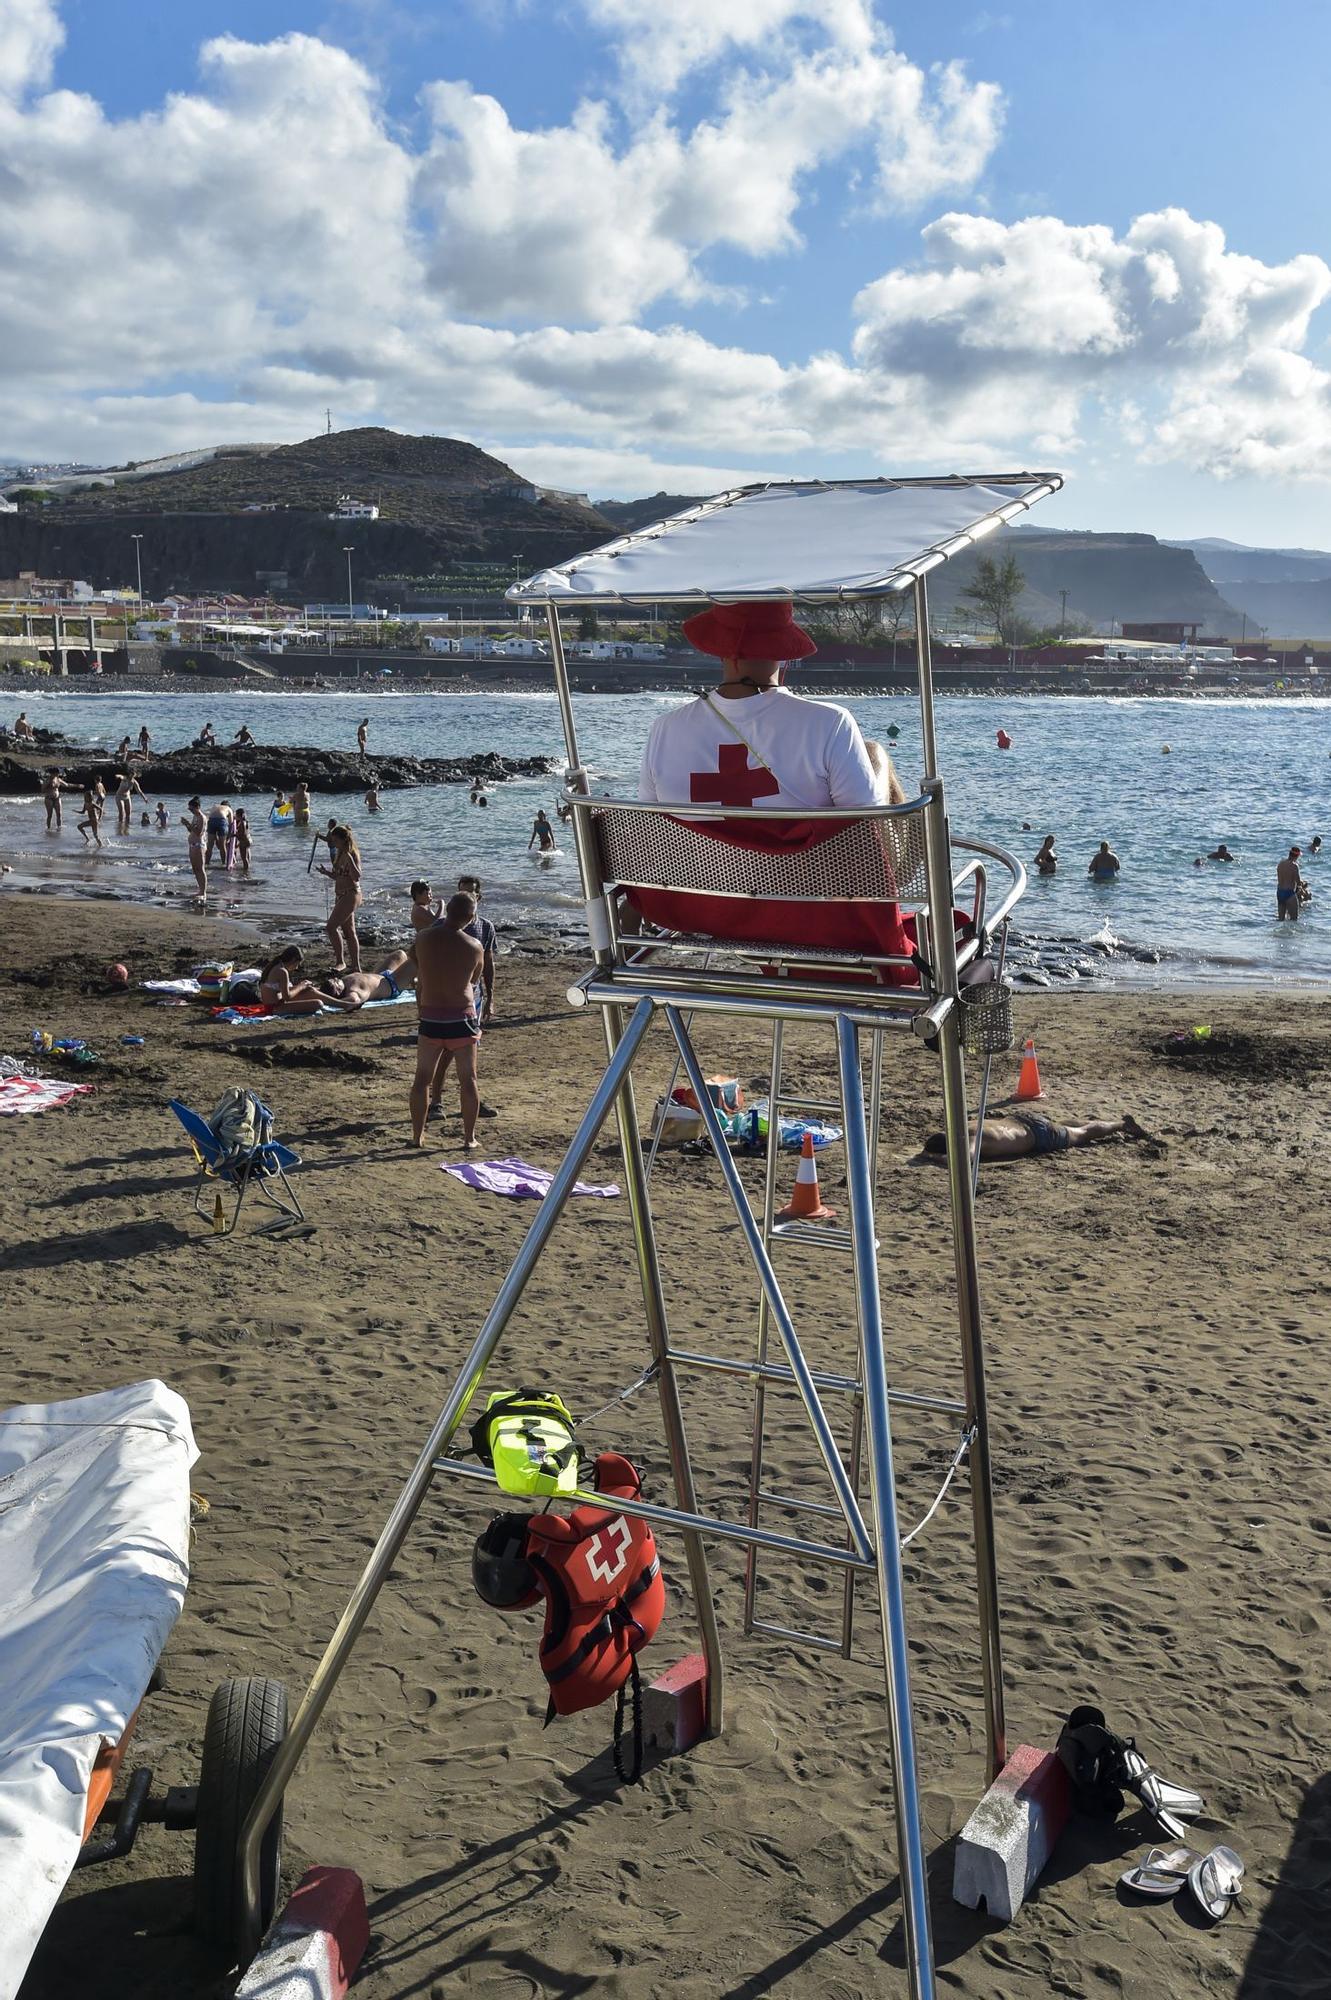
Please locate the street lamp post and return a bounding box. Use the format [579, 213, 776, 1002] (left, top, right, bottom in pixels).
[343, 546, 355, 627]
[130, 534, 143, 633]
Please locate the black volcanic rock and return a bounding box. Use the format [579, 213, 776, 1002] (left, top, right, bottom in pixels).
[0, 742, 553, 797]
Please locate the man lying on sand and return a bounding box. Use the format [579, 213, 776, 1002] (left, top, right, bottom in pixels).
[319, 949, 416, 1008]
[923, 1110, 1147, 1161]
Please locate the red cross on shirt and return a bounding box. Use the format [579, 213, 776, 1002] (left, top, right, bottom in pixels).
[690, 743, 780, 807]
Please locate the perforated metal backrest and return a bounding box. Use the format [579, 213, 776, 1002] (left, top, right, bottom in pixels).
[589, 802, 929, 906]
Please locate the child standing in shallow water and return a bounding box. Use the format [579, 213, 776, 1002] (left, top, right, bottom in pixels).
[233, 805, 252, 876]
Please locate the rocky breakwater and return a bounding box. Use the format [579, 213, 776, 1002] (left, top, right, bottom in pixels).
[0, 742, 555, 796]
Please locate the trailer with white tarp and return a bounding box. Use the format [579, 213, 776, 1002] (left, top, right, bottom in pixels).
[0, 1381, 290, 1983]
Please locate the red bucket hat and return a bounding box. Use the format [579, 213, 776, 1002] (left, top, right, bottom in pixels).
[682, 600, 817, 662]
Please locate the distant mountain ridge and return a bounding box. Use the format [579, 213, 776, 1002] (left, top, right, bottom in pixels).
[1164, 537, 1331, 635]
[0, 427, 610, 602]
[2, 429, 1327, 634]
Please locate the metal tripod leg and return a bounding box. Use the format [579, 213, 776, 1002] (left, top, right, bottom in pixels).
[921, 772, 1006, 1785]
[936, 1002, 1006, 1780]
[743, 1019, 783, 1635]
[837, 1015, 937, 2000]
[236, 997, 658, 1959]
[601, 1001, 726, 1736]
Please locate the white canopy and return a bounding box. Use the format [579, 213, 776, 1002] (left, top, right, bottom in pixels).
[507, 473, 1062, 608]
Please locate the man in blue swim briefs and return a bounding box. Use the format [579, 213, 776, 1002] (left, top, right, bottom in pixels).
[1276, 846, 1304, 920]
[411, 892, 485, 1148]
[318, 949, 415, 1008]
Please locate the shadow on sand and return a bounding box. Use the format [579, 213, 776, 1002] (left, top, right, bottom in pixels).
[1240, 1772, 1331, 1997]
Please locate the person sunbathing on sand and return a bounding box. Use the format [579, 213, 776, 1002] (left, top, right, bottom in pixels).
[258, 945, 360, 1014]
[923, 1110, 1147, 1161]
[319, 949, 416, 1008]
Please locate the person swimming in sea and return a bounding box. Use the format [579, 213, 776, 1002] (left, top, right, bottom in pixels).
[1034, 834, 1057, 876]
[1207, 843, 1236, 862]
[1088, 840, 1121, 882]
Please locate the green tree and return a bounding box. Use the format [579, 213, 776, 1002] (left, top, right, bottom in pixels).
[577, 611, 600, 640]
[806, 601, 896, 648]
[961, 555, 1025, 646]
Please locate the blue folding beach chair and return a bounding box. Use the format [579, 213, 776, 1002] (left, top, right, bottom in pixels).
[169, 1092, 304, 1236]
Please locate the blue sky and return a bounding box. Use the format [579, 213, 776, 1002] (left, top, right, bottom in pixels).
[5, 0, 1331, 544]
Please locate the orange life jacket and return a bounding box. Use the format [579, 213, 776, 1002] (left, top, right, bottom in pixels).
[520, 1452, 665, 1719]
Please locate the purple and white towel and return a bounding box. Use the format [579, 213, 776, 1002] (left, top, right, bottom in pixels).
[442, 1156, 620, 1200]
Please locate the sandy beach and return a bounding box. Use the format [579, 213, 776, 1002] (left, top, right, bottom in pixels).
[5, 890, 1329, 2000]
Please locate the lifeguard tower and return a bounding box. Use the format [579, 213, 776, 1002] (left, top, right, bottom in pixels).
[239, 472, 1063, 1996]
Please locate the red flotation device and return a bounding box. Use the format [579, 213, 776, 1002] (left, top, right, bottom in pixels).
[525, 1452, 664, 1720]
[472, 1452, 666, 1777]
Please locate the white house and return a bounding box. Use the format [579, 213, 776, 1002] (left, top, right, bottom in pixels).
[330, 495, 379, 520]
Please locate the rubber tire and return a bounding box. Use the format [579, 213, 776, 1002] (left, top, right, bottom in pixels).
[193, 1675, 288, 1954]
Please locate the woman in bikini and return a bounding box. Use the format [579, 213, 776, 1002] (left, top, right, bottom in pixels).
[318, 823, 363, 971]
[180, 796, 207, 897]
[258, 945, 358, 1014]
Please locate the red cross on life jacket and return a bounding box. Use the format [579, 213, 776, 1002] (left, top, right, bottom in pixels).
[689, 742, 780, 808]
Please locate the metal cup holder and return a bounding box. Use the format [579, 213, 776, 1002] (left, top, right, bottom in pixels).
[959, 979, 1015, 1058]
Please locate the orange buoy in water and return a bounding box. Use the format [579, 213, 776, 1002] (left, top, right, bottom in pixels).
[996, 729, 1012, 749]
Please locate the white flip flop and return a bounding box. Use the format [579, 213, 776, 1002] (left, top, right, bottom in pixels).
[1187, 1844, 1245, 1921]
[1120, 1845, 1200, 1898]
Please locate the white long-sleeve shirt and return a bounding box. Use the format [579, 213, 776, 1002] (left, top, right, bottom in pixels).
[638, 690, 882, 809]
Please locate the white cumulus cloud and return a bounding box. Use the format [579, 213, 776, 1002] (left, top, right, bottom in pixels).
[0, 4, 1327, 495]
[852, 207, 1331, 475]
[0, 0, 63, 99]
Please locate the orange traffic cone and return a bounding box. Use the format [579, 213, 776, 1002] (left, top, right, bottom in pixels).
[776, 1132, 837, 1223]
[1014, 1037, 1044, 1101]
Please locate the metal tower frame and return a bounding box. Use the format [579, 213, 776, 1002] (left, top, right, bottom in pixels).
[237, 475, 1063, 1996]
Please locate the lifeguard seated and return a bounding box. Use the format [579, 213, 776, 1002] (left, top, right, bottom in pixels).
[639, 601, 904, 809]
[630, 601, 915, 972]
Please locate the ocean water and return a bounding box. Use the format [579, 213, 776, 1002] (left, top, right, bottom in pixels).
[2, 685, 1329, 984]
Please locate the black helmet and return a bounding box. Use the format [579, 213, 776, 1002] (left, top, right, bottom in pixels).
[472, 1512, 536, 1608]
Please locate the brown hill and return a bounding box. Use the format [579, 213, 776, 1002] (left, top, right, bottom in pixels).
[0, 429, 609, 603]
